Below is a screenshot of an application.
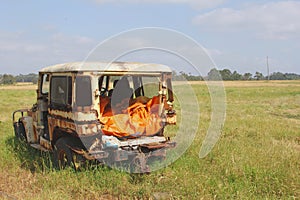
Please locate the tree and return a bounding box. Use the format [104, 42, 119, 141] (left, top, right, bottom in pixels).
[232, 70, 242, 80]
[219, 69, 233, 80]
[254, 71, 264, 80]
[0, 74, 16, 85]
[207, 68, 222, 80]
[174, 68, 300, 81]
[284, 73, 300, 80]
[269, 72, 285, 80]
[243, 73, 252, 80]
[15, 73, 38, 83]
[171, 70, 202, 81]
[179, 71, 188, 80]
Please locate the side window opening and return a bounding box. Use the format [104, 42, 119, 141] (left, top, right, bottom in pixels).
[140, 76, 160, 98]
[41, 74, 50, 94]
[99, 75, 109, 96]
[76, 76, 92, 107]
[50, 76, 72, 106]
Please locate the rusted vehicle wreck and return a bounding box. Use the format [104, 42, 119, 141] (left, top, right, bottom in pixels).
[13, 62, 176, 172]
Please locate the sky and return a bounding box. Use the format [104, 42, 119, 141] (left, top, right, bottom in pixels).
[0, 0, 300, 75]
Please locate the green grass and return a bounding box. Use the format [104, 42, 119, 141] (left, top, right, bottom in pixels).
[0, 81, 299, 199]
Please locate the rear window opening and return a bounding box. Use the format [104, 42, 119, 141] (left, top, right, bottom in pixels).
[98, 75, 165, 138]
[99, 75, 160, 99]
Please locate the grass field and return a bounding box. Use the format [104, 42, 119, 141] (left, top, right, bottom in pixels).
[0, 81, 299, 199]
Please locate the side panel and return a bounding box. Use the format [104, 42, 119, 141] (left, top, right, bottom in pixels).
[47, 73, 102, 147]
[22, 116, 38, 143]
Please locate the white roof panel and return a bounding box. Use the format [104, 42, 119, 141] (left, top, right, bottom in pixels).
[40, 62, 172, 73]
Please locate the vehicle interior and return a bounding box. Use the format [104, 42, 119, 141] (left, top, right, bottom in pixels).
[97, 75, 164, 138]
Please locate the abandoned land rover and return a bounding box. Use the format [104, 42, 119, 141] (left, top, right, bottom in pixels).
[12, 62, 176, 172]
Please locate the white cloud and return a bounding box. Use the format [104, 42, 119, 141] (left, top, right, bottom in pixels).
[0, 31, 95, 74]
[51, 33, 94, 45]
[0, 32, 94, 55]
[193, 1, 300, 39]
[42, 24, 57, 32]
[0, 31, 46, 53]
[92, 0, 225, 10]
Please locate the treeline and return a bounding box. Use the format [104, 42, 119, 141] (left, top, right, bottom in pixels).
[1, 69, 300, 85]
[173, 69, 300, 81]
[0, 73, 38, 85]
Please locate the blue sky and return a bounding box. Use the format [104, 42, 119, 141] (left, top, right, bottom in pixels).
[1, 0, 300, 75]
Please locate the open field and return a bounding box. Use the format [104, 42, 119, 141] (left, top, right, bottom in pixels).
[0, 81, 299, 199]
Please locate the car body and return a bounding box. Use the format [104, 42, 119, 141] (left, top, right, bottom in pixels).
[13, 62, 176, 172]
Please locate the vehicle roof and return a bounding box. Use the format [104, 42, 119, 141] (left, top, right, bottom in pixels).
[40, 62, 172, 73]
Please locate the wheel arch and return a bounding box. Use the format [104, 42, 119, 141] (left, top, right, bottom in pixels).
[51, 127, 79, 147]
